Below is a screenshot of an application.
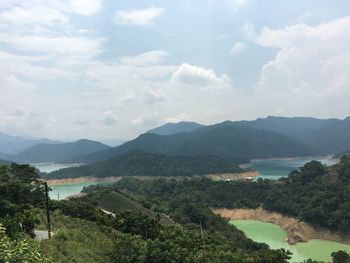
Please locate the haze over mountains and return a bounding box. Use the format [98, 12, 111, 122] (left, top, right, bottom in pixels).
[1, 116, 350, 166]
[9, 139, 110, 163]
[0, 132, 58, 155]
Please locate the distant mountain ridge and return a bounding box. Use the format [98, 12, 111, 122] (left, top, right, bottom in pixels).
[0, 131, 59, 154]
[230, 116, 350, 153]
[67, 118, 326, 164]
[147, 121, 204, 135]
[10, 139, 111, 163]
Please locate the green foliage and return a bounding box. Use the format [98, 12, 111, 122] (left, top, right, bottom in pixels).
[11, 139, 110, 163]
[46, 150, 243, 179]
[0, 223, 51, 263]
[115, 158, 350, 233]
[40, 211, 117, 263]
[332, 250, 350, 263]
[69, 121, 322, 164]
[0, 164, 46, 237]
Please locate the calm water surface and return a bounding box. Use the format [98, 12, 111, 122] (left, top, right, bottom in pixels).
[32, 162, 82, 173]
[250, 156, 338, 179]
[31, 163, 117, 200]
[231, 220, 350, 262]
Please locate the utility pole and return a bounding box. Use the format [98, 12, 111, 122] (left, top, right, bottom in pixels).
[44, 182, 51, 238]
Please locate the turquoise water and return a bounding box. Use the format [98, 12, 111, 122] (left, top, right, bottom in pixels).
[249, 156, 338, 179]
[48, 181, 117, 200]
[32, 162, 82, 173]
[31, 163, 117, 200]
[231, 220, 350, 262]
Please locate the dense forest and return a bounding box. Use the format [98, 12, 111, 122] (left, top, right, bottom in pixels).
[44, 150, 243, 179]
[68, 122, 321, 164]
[2, 157, 350, 262]
[112, 156, 350, 233]
[0, 162, 292, 263]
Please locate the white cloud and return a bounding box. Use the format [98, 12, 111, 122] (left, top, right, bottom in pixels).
[172, 63, 232, 88]
[120, 50, 169, 66]
[230, 41, 246, 54]
[0, 6, 69, 26]
[247, 16, 350, 116]
[113, 7, 164, 26]
[0, 34, 104, 55]
[225, 0, 248, 12]
[68, 0, 102, 16]
[165, 113, 191, 123]
[102, 111, 118, 126]
[142, 85, 165, 104]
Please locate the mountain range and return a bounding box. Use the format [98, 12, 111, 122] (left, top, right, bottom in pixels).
[5, 139, 110, 163]
[147, 121, 204, 135]
[0, 132, 58, 155]
[1, 116, 350, 165]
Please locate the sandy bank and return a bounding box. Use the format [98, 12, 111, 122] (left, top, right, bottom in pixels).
[45, 171, 259, 185]
[213, 207, 350, 245]
[45, 176, 122, 186]
[205, 170, 259, 181]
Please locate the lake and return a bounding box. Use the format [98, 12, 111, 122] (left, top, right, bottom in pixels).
[48, 181, 118, 200]
[32, 162, 83, 173]
[31, 162, 117, 200]
[249, 156, 338, 179]
[33, 156, 339, 199]
[231, 220, 350, 262]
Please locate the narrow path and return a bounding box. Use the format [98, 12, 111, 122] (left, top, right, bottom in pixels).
[34, 230, 49, 241]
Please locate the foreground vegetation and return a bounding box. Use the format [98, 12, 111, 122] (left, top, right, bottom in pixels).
[113, 155, 350, 233]
[0, 162, 289, 263]
[2, 157, 350, 262]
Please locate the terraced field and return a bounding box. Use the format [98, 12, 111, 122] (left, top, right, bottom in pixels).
[90, 191, 173, 225]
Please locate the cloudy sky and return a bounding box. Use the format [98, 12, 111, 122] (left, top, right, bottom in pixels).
[0, 0, 349, 141]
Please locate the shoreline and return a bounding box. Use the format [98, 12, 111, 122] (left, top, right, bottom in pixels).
[213, 207, 350, 245]
[249, 155, 337, 162]
[44, 176, 122, 186]
[44, 170, 260, 186]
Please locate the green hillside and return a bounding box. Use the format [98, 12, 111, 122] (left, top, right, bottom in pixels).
[80, 189, 173, 225]
[11, 139, 110, 163]
[45, 151, 243, 179]
[234, 116, 350, 154]
[68, 122, 322, 164]
[147, 121, 204, 135]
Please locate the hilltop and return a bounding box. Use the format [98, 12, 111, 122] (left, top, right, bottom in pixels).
[67, 119, 323, 164]
[9, 139, 110, 163]
[147, 121, 204, 135]
[45, 150, 243, 179]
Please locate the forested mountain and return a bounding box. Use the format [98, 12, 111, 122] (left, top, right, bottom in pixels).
[147, 121, 204, 135]
[233, 116, 350, 153]
[0, 131, 58, 154]
[10, 139, 110, 163]
[68, 122, 322, 164]
[45, 151, 242, 179]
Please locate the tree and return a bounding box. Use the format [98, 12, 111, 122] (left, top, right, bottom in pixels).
[331, 250, 350, 263]
[0, 224, 52, 263]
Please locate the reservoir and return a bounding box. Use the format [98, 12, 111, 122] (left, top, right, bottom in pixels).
[231, 220, 350, 262]
[33, 156, 339, 199]
[32, 162, 117, 199]
[249, 156, 338, 179]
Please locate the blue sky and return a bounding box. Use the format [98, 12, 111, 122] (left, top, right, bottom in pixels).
[0, 0, 349, 141]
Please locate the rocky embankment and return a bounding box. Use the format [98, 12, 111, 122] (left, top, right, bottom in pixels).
[213, 207, 350, 245]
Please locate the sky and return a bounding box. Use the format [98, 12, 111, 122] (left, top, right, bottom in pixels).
[0, 0, 349, 141]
